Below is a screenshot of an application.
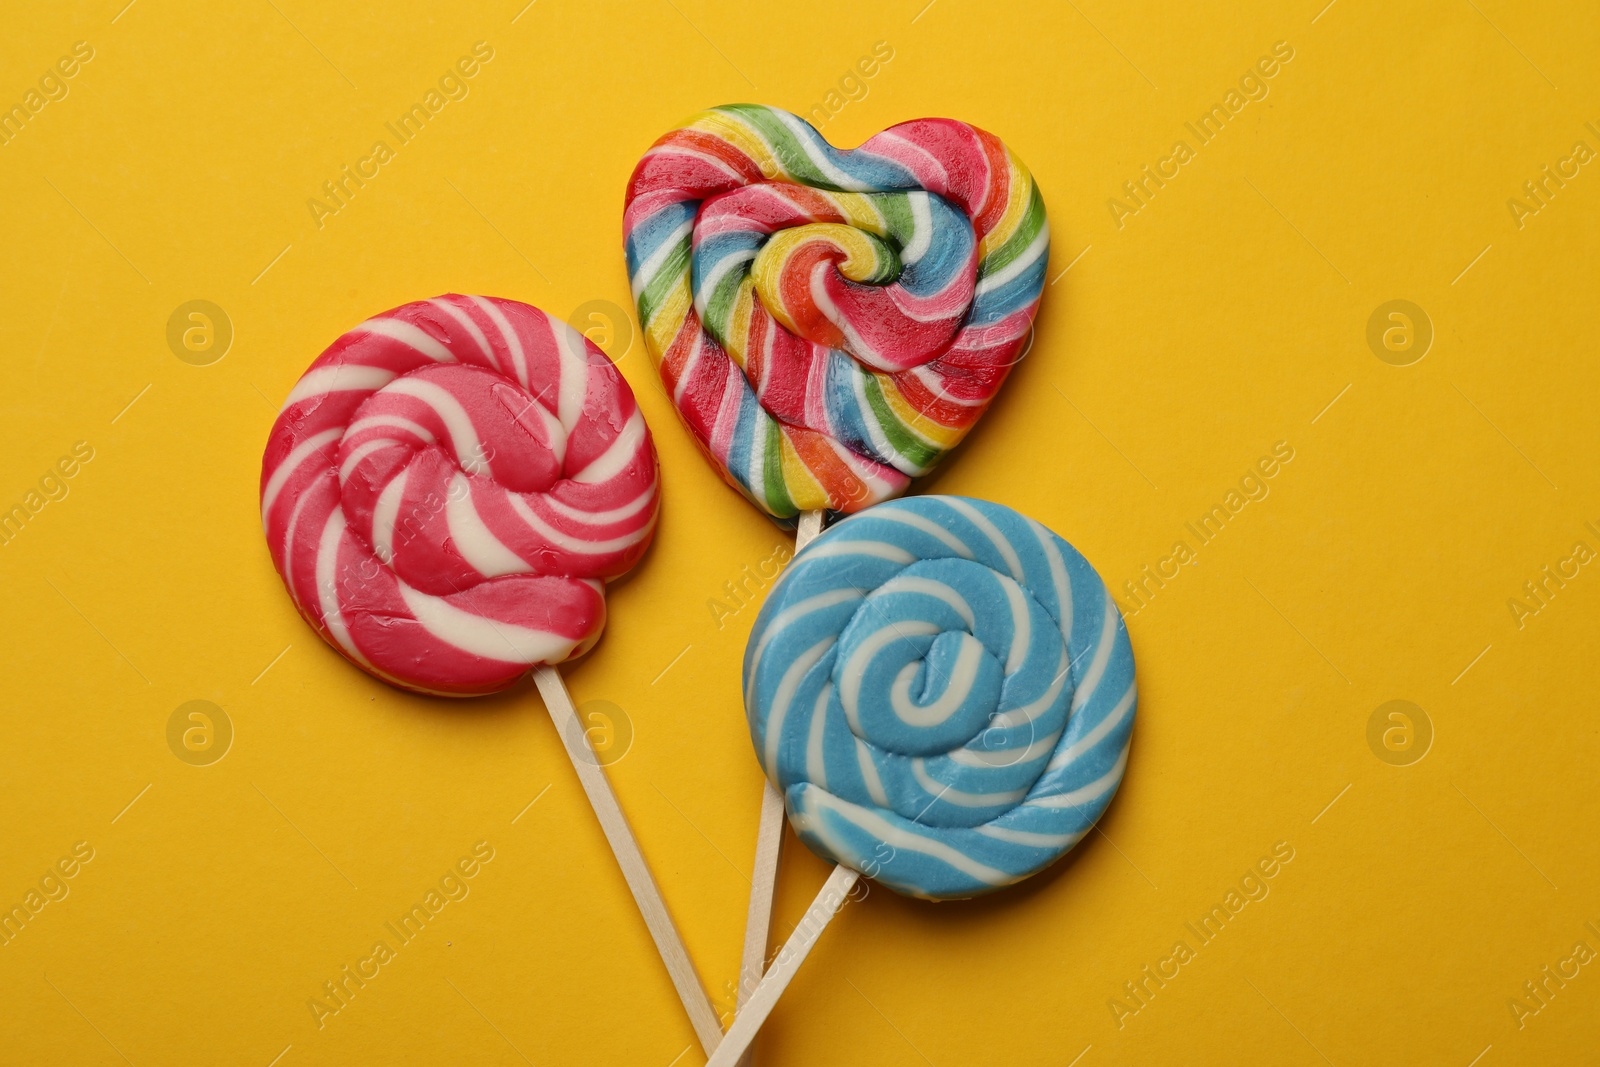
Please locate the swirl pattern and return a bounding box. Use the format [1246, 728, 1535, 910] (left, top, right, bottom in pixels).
[624, 104, 1049, 521]
[260, 296, 659, 697]
[743, 496, 1135, 899]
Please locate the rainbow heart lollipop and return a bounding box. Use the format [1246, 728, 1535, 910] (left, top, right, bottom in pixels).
[624, 103, 1049, 521]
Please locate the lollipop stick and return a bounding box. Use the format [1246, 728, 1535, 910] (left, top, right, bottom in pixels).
[736, 782, 786, 1018]
[533, 666, 724, 1055]
[711, 863, 860, 1067]
[794, 508, 825, 548]
[736, 507, 827, 1067]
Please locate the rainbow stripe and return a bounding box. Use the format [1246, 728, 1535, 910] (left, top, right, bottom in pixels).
[624, 105, 1050, 521]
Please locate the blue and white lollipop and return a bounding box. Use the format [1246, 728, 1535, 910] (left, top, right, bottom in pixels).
[743, 495, 1137, 901]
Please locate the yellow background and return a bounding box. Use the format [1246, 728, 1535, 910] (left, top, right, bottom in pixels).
[2, 1, 1597, 1063]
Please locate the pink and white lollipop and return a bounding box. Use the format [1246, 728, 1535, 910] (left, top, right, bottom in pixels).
[260, 296, 724, 1054]
[260, 294, 658, 696]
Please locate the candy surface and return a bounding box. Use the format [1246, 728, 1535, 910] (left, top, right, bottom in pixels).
[624, 105, 1050, 521]
[260, 296, 659, 696]
[743, 496, 1134, 899]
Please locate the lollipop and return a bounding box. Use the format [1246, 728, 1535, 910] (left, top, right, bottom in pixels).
[624, 104, 1052, 1032]
[623, 104, 1049, 521]
[705, 495, 1137, 1065]
[260, 295, 723, 1054]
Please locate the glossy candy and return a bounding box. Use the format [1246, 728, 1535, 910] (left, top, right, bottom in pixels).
[260, 296, 659, 697]
[624, 105, 1050, 522]
[743, 496, 1134, 899]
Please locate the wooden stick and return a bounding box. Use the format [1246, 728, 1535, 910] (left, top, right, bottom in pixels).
[709, 864, 860, 1067]
[794, 508, 825, 550]
[735, 781, 786, 1060]
[533, 666, 724, 1056]
[734, 508, 827, 1066]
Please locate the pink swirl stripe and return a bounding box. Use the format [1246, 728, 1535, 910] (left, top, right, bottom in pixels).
[260, 295, 659, 696]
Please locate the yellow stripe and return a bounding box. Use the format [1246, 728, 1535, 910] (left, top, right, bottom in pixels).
[779, 434, 830, 511]
[978, 151, 1033, 261]
[725, 278, 757, 370]
[644, 278, 692, 359]
[689, 110, 775, 177]
[831, 192, 887, 234]
[877, 374, 965, 446]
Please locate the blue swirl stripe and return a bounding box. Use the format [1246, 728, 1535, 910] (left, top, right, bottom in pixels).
[743, 496, 1137, 900]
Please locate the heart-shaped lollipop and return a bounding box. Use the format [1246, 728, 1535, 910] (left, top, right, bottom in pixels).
[624, 104, 1050, 521]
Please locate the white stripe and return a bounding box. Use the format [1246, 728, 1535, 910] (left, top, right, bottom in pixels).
[802, 789, 1012, 888]
[976, 824, 1085, 849]
[357, 317, 455, 362]
[746, 588, 863, 709]
[544, 484, 657, 525]
[314, 512, 362, 661]
[630, 219, 694, 306]
[446, 473, 529, 577]
[1047, 680, 1136, 772]
[344, 414, 435, 445]
[1000, 576, 1030, 676]
[429, 297, 495, 365]
[799, 540, 916, 566]
[261, 429, 340, 519]
[1026, 747, 1129, 809]
[805, 686, 831, 792]
[506, 493, 652, 555]
[284, 365, 395, 409]
[975, 226, 1049, 295]
[901, 192, 933, 264]
[839, 621, 940, 731]
[947, 725, 1061, 768]
[371, 469, 408, 564]
[874, 574, 974, 628]
[763, 637, 833, 773]
[1069, 593, 1119, 714]
[855, 738, 890, 808]
[552, 321, 592, 432]
[911, 759, 1027, 808]
[397, 582, 571, 664]
[877, 508, 974, 558]
[338, 438, 395, 484]
[500, 391, 567, 468]
[382, 378, 486, 475]
[945, 498, 1024, 581]
[774, 110, 874, 191]
[889, 635, 983, 729]
[1030, 519, 1074, 634]
[695, 248, 757, 321]
[572, 410, 646, 484]
[471, 295, 529, 389]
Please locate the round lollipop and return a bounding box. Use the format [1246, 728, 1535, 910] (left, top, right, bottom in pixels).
[624, 104, 1053, 1022]
[706, 495, 1137, 1065]
[260, 295, 723, 1054]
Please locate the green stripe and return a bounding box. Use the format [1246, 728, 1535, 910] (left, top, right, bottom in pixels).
[761, 419, 793, 513]
[979, 183, 1047, 277]
[862, 376, 938, 470]
[737, 106, 833, 188]
[635, 237, 690, 327]
[702, 272, 745, 348]
[874, 192, 913, 244]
